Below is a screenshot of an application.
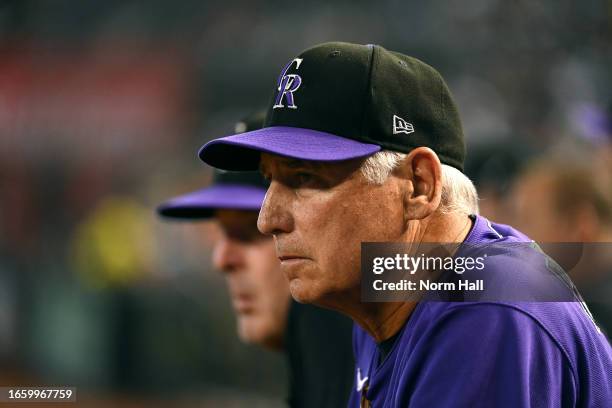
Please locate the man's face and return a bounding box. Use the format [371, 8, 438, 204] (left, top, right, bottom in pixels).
[258, 154, 408, 309]
[512, 172, 572, 242]
[212, 210, 290, 350]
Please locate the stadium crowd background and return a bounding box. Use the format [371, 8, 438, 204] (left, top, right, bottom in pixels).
[0, 0, 610, 406]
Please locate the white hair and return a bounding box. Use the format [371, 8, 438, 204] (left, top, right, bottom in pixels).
[360, 150, 479, 215]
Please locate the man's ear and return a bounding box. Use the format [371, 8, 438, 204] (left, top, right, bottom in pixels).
[395, 147, 443, 220]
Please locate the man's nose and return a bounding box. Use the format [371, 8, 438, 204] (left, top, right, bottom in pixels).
[212, 237, 244, 273]
[257, 180, 294, 236]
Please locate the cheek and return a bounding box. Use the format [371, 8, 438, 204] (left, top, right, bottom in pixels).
[313, 190, 404, 246]
[224, 273, 246, 296]
[300, 191, 404, 288]
[297, 204, 358, 275]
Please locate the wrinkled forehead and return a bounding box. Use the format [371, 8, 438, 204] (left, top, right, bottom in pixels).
[259, 152, 365, 177]
[259, 152, 325, 171]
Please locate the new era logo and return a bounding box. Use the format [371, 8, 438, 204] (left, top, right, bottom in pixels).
[393, 115, 414, 135]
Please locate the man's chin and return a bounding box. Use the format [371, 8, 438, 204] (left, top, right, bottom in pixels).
[237, 319, 262, 344]
[289, 278, 356, 315]
[288, 278, 321, 304]
[237, 320, 284, 351]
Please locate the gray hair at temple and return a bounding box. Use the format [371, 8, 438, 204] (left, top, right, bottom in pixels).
[360, 150, 479, 215]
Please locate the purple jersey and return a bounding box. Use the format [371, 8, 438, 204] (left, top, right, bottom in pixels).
[350, 215, 612, 407]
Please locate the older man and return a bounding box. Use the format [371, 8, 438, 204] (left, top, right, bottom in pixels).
[198, 42, 611, 407]
[158, 112, 353, 407]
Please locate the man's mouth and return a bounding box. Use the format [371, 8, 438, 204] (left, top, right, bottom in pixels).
[231, 292, 255, 314]
[278, 255, 312, 267]
[277, 256, 311, 281]
[278, 255, 307, 261]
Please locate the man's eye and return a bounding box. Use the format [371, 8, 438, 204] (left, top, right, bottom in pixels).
[296, 172, 314, 184]
[226, 229, 264, 243]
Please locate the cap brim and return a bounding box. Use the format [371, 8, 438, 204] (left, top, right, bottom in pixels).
[157, 184, 266, 220]
[198, 126, 381, 170]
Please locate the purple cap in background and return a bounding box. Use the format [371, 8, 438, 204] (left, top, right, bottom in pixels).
[157, 182, 267, 220]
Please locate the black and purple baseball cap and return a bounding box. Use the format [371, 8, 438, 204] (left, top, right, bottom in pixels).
[158, 111, 269, 220]
[198, 42, 466, 172]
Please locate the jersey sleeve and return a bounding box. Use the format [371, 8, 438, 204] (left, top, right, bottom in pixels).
[402, 303, 577, 408]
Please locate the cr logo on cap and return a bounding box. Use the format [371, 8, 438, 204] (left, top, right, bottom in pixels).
[273, 58, 303, 110]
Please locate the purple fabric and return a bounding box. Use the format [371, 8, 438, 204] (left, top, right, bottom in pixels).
[350, 215, 612, 407]
[198, 126, 381, 170]
[157, 184, 266, 219]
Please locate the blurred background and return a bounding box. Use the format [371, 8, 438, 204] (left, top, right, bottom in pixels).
[0, 0, 611, 406]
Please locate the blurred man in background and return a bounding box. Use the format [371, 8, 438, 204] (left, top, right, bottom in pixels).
[512, 157, 611, 243]
[157, 112, 353, 408]
[512, 155, 612, 335]
[161, 169, 290, 350]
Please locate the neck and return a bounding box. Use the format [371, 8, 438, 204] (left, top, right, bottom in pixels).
[348, 212, 474, 342]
